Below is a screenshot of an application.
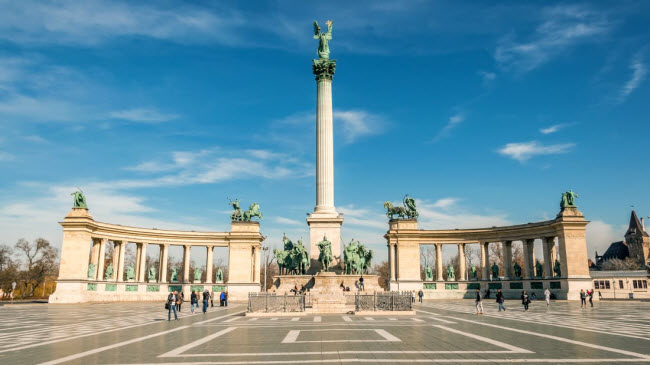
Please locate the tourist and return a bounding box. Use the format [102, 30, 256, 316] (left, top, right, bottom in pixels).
[340, 281, 345, 291]
[475, 289, 484, 314]
[544, 288, 551, 306]
[588, 289, 594, 307]
[521, 290, 530, 311]
[598, 290, 603, 300]
[190, 291, 198, 314]
[220, 291, 226, 306]
[580, 289, 586, 308]
[167, 290, 178, 321]
[496, 289, 506, 312]
[210, 290, 215, 307]
[418, 289, 424, 303]
[359, 275, 365, 291]
[177, 291, 184, 312]
[225, 291, 229, 306]
[202, 289, 210, 313]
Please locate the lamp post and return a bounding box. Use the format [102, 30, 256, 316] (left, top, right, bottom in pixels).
[262, 246, 269, 292]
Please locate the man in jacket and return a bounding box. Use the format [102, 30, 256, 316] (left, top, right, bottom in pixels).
[475, 289, 484, 314]
[220, 291, 226, 306]
[202, 289, 210, 313]
[418, 289, 424, 303]
[167, 291, 178, 321]
[496, 289, 506, 311]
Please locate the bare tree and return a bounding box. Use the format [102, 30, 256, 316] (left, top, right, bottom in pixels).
[0, 244, 19, 299]
[369, 261, 389, 289]
[489, 242, 504, 276]
[602, 257, 642, 271]
[14, 238, 58, 299]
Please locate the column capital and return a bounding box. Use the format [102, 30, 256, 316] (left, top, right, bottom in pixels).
[312, 58, 336, 81]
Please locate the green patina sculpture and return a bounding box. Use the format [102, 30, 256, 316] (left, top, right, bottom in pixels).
[229, 198, 263, 221]
[343, 239, 373, 275]
[384, 194, 418, 220]
[148, 266, 156, 281]
[170, 267, 178, 282]
[194, 268, 202, 282]
[513, 262, 522, 278]
[491, 262, 499, 279]
[216, 268, 224, 283]
[274, 234, 309, 275]
[317, 235, 333, 271]
[554, 259, 561, 277]
[470, 265, 477, 279]
[126, 266, 135, 280]
[87, 263, 96, 279]
[425, 266, 433, 281]
[228, 198, 242, 221]
[313, 20, 333, 59]
[383, 201, 407, 219]
[560, 189, 579, 210]
[535, 260, 544, 277]
[71, 189, 88, 209]
[403, 195, 418, 219]
[105, 263, 114, 280]
[446, 265, 455, 281]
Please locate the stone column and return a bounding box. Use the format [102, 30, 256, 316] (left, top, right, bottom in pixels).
[480, 242, 489, 280]
[90, 239, 100, 279]
[183, 245, 191, 283]
[138, 243, 148, 282]
[134, 243, 142, 281]
[550, 242, 557, 276]
[205, 246, 214, 284]
[159, 244, 168, 283]
[117, 241, 126, 282]
[458, 243, 466, 281]
[253, 246, 261, 284]
[388, 244, 396, 282]
[542, 237, 554, 279]
[97, 238, 107, 281]
[502, 241, 513, 280]
[522, 239, 534, 279]
[435, 243, 443, 281]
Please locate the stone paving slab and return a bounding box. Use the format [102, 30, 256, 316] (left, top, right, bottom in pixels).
[1, 300, 650, 364]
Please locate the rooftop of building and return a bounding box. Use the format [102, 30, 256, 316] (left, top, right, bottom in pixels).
[590, 270, 649, 278]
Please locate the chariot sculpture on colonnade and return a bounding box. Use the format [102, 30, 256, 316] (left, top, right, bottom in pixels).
[384, 194, 418, 220]
[228, 198, 263, 222]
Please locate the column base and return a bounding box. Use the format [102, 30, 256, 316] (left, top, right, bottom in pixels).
[307, 214, 344, 275]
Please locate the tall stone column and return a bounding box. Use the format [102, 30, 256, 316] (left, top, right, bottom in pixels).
[138, 243, 148, 282]
[253, 246, 261, 284]
[134, 243, 142, 281]
[458, 243, 466, 281]
[183, 245, 191, 283]
[205, 246, 214, 284]
[117, 241, 126, 282]
[542, 237, 554, 279]
[388, 244, 396, 282]
[159, 244, 168, 283]
[502, 241, 513, 280]
[307, 58, 343, 272]
[480, 242, 489, 280]
[522, 239, 534, 279]
[97, 238, 107, 281]
[90, 239, 100, 279]
[435, 243, 443, 281]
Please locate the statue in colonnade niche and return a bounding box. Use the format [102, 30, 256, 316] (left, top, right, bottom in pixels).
[194, 268, 202, 282]
[446, 265, 455, 280]
[170, 268, 178, 282]
[535, 260, 544, 277]
[317, 236, 333, 271]
[554, 260, 561, 277]
[216, 268, 224, 283]
[126, 266, 135, 281]
[71, 189, 88, 209]
[425, 266, 433, 281]
[105, 263, 114, 280]
[513, 262, 522, 278]
[470, 265, 477, 279]
[148, 266, 157, 281]
[87, 263, 96, 279]
[491, 262, 499, 279]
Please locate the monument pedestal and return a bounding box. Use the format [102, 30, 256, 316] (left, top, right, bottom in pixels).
[307, 214, 344, 274]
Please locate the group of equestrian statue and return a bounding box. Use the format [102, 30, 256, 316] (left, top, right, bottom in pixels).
[384, 195, 418, 220]
[343, 239, 373, 275]
[274, 234, 310, 275]
[228, 198, 263, 222]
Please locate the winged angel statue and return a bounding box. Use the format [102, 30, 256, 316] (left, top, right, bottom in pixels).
[313, 20, 333, 59]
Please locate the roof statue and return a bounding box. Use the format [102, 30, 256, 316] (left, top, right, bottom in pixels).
[384, 194, 419, 220]
[560, 189, 578, 210]
[313, 20, 333, 59]
[71, 189, 88, 209]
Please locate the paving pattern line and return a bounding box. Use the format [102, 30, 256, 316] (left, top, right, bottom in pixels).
[432, 324, 533, 353]
[159, 327, 238, 357]
[113, 358, 650, 364]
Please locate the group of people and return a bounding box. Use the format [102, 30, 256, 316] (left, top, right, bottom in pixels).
[475, 288, 554, 314]
[167, 290, 228, 321]
[580, 289, 595, 308]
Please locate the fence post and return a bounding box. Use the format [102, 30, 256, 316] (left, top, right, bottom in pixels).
[284, 294, 287, 312]
[373, 292, 376, 312]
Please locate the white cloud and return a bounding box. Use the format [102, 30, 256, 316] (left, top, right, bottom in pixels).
[417, 199, 511, 229]
[274, 217, 303, 226]
[431, 198, 458, 209]
[498, 141, 575, 162]
[495, 5, 609, 72]
[539, 123, 569, 134]
[109, 108, 179, 123]
[433, 113, 464, 141]
[586, 220, 625, 259]
[619, 58, 647, 102]
[334, 110, 386, 143]
[477, 70, 496, 84]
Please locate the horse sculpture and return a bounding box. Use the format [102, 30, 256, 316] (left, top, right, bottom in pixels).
[275, 236, 309, 275]
[383, 202, 406, 219]
[243, 202, 263, 221]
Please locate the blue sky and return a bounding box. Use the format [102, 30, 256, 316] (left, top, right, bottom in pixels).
[0, 1, 649, 265]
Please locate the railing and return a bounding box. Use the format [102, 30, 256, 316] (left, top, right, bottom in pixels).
[355, 291, 412, 311]
[248, 293, 305, 313]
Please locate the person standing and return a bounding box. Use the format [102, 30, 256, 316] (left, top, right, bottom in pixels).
[167, 291, 178, 321]
[588, 289, 594, 307]
[521, 290, 530, 311]
[598, 291, 603, 300]
[177, 291, 184, 312]
[202, 289, 210, 313]
[580, 289, 586, 308]
[418, 289, 424, 303]
[359, 276, 365, 291]
[475, 289, 484, 314]
[225, 291, 229, 307]
[190, 291, 198, 314]
[220, 290, 226, 306]
[544, 288, 551, 306]
[411, 291, 415, 303]
[496, 289, 506, 312]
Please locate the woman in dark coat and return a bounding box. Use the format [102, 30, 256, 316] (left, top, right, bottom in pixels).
[521, 290, 530, 312]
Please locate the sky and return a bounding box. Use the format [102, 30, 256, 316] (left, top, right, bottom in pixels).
[0, 0, 649, 266]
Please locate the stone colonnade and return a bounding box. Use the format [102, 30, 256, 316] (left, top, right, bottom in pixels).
[385, 207, 591, 300]
[50, 207, 263, 303]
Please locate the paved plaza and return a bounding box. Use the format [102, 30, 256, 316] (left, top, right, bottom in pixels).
[1, 300, 650, 364]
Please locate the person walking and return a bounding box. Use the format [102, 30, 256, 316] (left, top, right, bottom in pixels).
[202, 289, 210, 313]
[411, 290, 416, 303]
[475, 289, 484, 314]
[598, 290, 603, 300]
[190, 291, 198, 314]
[177, 291, 184, 312]
[588, 289, 594, 307]
[359, 276, 365, 291]
[210, 290, 215, 307]
[544, 288, 551, 306]
[418, 289, 424, 303]
[580, 289, 586, 308]
[521, 290, 530, 312]
[496, 289, 506, 312]
[167, 290, 179, 321]
[220, 291, 226, 307]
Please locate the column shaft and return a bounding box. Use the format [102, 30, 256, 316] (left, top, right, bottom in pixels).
[435, 244, 443, 281]
[542, 237, 554, 279]
[480, 242, 489, 280]
[90, 239, 99, 279]
[253, 246, 261, 283]
[502, 241, 513, 279]
[159, 245, 169, 283]
[183, 245, 191, 283]
[388, 244, 395, 281]
[117, 241, 126, 282]
[134, 243, 142, 281]
[204, 246, 213, 284]
[138, 243, 148, 282]
[522, 239, 533, 279]
[97, 239, 107, 280]
[458, 243, 466, 281]
[314, 78, 335, 212]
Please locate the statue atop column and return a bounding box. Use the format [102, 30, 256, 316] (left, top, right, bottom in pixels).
[383, 194, 419, 220]
[313, 20, 333, 59]
[71, 189, 88, 209]
[229, 198, 263, 221]
[317, 235, 333, 271]
[560, 190, 579, 210]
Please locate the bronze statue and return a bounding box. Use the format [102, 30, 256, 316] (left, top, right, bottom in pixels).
[313, 20, 333, 59]
[71, 189, 88, 209]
